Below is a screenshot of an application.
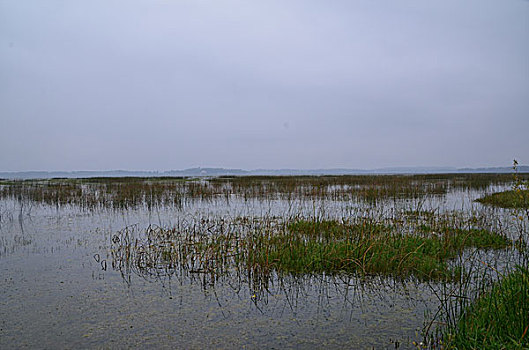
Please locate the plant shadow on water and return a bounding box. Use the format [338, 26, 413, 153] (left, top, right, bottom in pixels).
[0, 173, 527, 348]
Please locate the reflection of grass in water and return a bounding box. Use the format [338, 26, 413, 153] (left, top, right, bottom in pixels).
[476, 190, 529, 209]
[444, 266, 529, 349]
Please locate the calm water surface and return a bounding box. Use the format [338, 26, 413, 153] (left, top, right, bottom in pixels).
[0, 184, 518, 349]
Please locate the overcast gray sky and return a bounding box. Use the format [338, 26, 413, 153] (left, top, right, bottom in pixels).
[1, 0, 528, 171]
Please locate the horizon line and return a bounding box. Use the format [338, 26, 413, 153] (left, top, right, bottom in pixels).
[1, 164, 527, 174]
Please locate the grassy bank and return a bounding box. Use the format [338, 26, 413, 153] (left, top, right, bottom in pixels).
[444, 266, 529, 349]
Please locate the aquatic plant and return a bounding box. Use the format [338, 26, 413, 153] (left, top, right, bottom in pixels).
[476, 190, 529, 209]
[247, 218, 509, 280]
[110, 214, 511, 283]
[443, 266, 529, 349]
[430, 161, 529, 349]
[1, 173, 522, 210]
[476, 160, 529, 210]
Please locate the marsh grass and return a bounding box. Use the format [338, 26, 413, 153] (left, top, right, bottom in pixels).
[443, 266, 529, 349]
[423, 163, 529, 349]
[110, 214, 511, 284]
[110, 221, 248, 283]
[247, 219, 510, 280]
[476, 190, 529, 209]
[0, 173, 521, 210]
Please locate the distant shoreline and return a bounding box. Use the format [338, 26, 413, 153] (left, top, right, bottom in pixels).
[1, 165, 528, 179]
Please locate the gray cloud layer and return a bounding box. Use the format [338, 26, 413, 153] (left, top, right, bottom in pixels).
[1, 0, 528, 171]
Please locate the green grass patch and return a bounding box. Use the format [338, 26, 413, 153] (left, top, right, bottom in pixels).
[444, 267, 529, 349]
[476, 190, 529, 209]
[246, 219, 510, 279]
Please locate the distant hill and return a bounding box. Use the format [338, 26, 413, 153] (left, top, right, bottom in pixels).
[457, 166, 529, 173]
[1, 165, 527, 179]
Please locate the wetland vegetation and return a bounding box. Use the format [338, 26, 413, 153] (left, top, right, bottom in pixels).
[0, 172, 528, 348]
[477, 190, 529, 209]
[444, 266, 529, 349]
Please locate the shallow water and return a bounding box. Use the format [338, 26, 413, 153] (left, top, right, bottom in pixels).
[0, 184, 521, 349]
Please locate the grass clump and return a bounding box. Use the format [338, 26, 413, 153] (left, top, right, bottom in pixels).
[418, 225, 510, 250]
[112, 218, 510, 282]
[476, 190, 529, 209]
[247, 219, 510, 280]
[444, 267, 529, 349]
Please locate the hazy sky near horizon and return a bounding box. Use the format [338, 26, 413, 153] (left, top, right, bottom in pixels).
[1, 0, 528, 171]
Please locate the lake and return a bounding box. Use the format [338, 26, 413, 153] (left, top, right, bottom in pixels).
[0, 174, 524, 348]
